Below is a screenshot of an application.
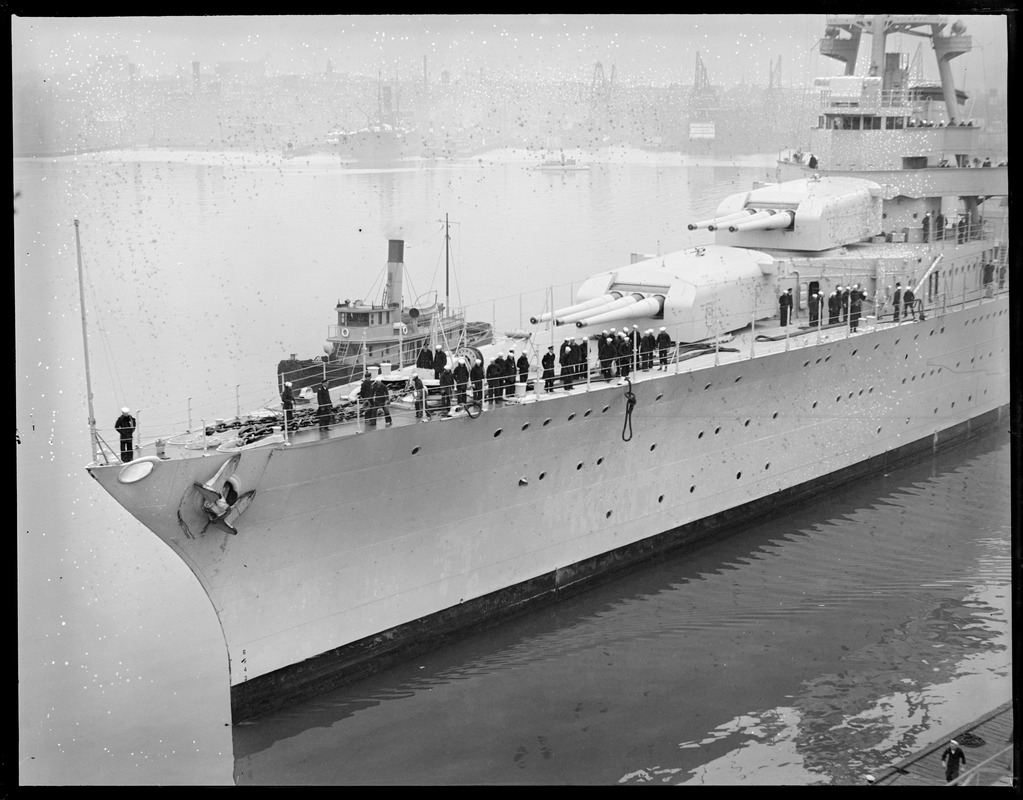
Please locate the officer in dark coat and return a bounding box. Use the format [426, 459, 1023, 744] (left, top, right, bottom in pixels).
[559, 339, 575, 390]
[541, 345, 556, 391]
[115, 407, 136, 462]
[416, 344, 433, 370]
[656, 327, 672, 370]
[453, 358, 470, 407]
[840, 286, 851, 324]
[892, 282, 902, 322]
[779, 291, 789, 326]
[640, 330, 656, 370]
[517, 351, 530, 385]
[598, 337, 615, 380]
[432, 345, 447, 380]
[504, 350, 518, 396]
[372, 381, 392, 426]
[902, 286, 916, 320]
[281, 382, 296, 430]
[469, 358, 484, 403]
[828, 290, 839, 325]
[439, 365, 455, 414]
[575, 338, 588, 382]
[316, 381, 333, 433]
[486, 358, 501, 403]
[359, 374, 376, 424]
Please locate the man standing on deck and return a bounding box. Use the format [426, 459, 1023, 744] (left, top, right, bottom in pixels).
[542, 345, 556, 392]
[280, 382, 295, 431]
[517, 350, 530, 386]
[453, 357, 470, 407]
[411, 373, 427, 420]
[439, 365, 454, 415]
[779, 291, 789, 326]
[372, 380, 392, 426]
[416, 344, 433, 371]
[922, 211, 932, 243]
[115, 407, 136, 463]
[470, 356, 484, 404]
[840, 285, 851, 324]
[828, 290, 840, 325]
[656, 327, 672, 370]
[432, 345, 447, 381]
[316, 381, 333, 434]
[941, 740, 966, 783]
[786, 288, 795, 325]
[902, 286, 916, 320]
[892, 283, 903, 323]
[559, 338, 575, 390]
[809, 292, 821, 326]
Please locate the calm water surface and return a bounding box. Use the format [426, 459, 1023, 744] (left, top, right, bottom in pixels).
[15, 149, 1011, 785]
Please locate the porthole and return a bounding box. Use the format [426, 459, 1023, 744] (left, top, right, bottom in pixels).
[736, 471, 742, 480]
[650, 444, 657, 452]
[803, 360, 810, 367]
[714, 426, 721, 434]
[929, 330, 934, 336]
[968, 395, 972, 401]
[543, 418, 551, 426]
[655, 393, 663, 401]
[904, 354, 909, 360]
[658, 495, 664, 503]
[698, 431, 705, 439]
[765, 463, 770, 470]
[597, 457, 604, 465]
[605, 510, 612, 519]
[877, 427, 882, 434]
[825, 355, 831, 362]
[934, 408, 938, 414]
[815, 358, 822, 365]
[539, 472, 546, 480]
[689, 485, 695, 493]
[705, 383, 712, 391]
[521, 423, 530, 431]
[941, 327, 945, 333]
[577, 462, 583, 470]
[851, 349, 857, 356]
[869, 387, 874, 393]
[951, 402, 955, 408]
[744, 419, 750, 427]
[930, 369, 935, 376]
[584, 409, 592, 417]
[911, 375, 915, 381]
[895, 339, 900, 345]
[494, 429, 503, 437]
[836, 395, 842, 402]
[411, 446, 421, 455]
[848, 392, 854, 399]
[914, 334, 919, 340]
[735, 376, 742, 383]
[812, 401, 819, 409]
[873, 344, 879, 350]
[902, 378, 907, 384]
[858, 389, 863, 396]
[567, 413, 576, 421]
[602, 405, 610, 413]
[772, 411, 778, 419]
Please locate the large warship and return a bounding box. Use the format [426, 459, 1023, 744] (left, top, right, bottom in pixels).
[85, 15, 1009, 723]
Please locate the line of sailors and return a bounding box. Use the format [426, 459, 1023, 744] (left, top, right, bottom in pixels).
[803, 284, 873, 331]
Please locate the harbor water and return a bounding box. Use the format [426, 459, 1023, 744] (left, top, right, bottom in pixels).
[15, 150, 1012, 785]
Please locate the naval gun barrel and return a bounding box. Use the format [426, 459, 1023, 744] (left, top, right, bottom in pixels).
[688, 209, 757, 231]
[565, 293, 643, 326]
[728, 210, 794, 232]
[530, 292, 621, 325]
[575, 294, 665, 327]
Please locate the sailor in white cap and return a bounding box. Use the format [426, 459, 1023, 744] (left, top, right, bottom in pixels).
[115, 406, 137, 463]
[433, 345, 447, 379]
[280, 380, 296, 430]
[941, 739, 966, 783]
[640, 328, 655, 370]
[656, 326, 672, 370]
[453, 356, 470, 406]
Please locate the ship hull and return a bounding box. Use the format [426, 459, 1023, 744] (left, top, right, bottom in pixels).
[88, 296, 1009, 723]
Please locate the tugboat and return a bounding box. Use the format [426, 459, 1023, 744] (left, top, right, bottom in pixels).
[276, 218, 493, 395]
[84, 14, 1007, 725]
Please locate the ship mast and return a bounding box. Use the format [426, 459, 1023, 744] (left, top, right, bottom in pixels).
[444, 212, 450, 317]
[74, 219, 102, 463]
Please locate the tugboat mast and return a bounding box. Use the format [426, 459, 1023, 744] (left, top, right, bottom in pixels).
[444, 212, 450, 317]
[74, 219, 101, 463]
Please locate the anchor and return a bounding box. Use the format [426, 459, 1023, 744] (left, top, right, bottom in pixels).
[193, 454, 255, 535]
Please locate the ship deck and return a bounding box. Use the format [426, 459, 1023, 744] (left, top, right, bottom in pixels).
[97, 288, 1008, 467]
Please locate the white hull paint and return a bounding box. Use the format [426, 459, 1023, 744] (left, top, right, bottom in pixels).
[89, 295, 1009, 717]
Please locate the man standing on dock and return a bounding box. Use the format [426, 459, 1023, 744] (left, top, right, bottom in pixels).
[941, 739, 966, 783]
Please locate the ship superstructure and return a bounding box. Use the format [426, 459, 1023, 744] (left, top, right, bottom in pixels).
[85, 14, 1008, 723]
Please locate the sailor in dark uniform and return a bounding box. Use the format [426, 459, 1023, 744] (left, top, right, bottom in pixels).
[656, 327, 672, 370]
[372, 380, 392, 426]
[505, 349, 518, 396]
[849, 284, 863, 331]
[808, 292, 822, 326]
[541, 345, 556, 392]
[617, 333, 633, 379]
[779, 291, 789, 326]
[470, 357, 484, 403]
[786, 289, 794, 324]
[281, 382, 296, 430]
[517, 351, 530, 385]
[416, 344, 433, 370]
[359, 374, 375, 423]
[840, 285, 851, 324]
[892, 282, 902, 322]
[432, 345, 447, 380]
[115, 407, 136, 463]
[439, 365, 455, 414]
[935, 212, 945, 240]
[316, 381, 333, 433]
[453, 357, 470, 407]
[411, 373, 427, 420]
[828, 290, 839, 325]
[559, 338, 575, 390]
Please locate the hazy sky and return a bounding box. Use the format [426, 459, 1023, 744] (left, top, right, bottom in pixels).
[12, 14, 1009, 91]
